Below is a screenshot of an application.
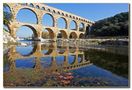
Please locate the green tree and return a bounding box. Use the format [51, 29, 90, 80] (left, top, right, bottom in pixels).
[3, 3, 13, 29]
[89, 12, 129, 37]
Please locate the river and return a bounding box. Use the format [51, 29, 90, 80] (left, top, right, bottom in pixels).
[3, 40, 129, 87]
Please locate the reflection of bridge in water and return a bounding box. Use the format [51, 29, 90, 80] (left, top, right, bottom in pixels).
[7, 41, 91, 73]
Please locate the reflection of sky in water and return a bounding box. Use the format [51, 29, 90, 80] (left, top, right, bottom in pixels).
[68, 55, 75, 64]
[16, 45, 33, 56]
[15, 57, 35, 68]
[78, 56, 82, 63]
[4, 42, 128, 87]
[56, 56, 64, 65]
[40, 57, 52, 68]
[42, 50, 48, 54]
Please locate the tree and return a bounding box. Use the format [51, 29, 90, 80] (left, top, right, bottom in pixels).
[3, 3, 13, 29]
[89, 12, 129, 37]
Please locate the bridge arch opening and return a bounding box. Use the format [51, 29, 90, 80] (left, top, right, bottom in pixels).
[68, 55, 76, 65]
[42, 28, 55, 39]
[57, 45, 67, 54]
[57, 30, 68, 39]
[29, 3, 34, 8]
[16, 44, 37, 56]
[15, 58, 35, 68]
[78, 54, 83, 63]
[42, 13, 54, 27]
[79, 23, 84, 31]
[41, 44, 54, 55]
[69, 32, 78, 39]
[79, 33, 84, 39]
[40, 57, 52, 68]
[41, 7, 45, 10]
[56, 56, 65, 66]
[16, 25, 38, 40]
[16, 8, 38, 24]
[85, 24, 91, 37]
[57, 17, 67, 29]
[70, 20, 77, 30]
[36, 5, 40, 9]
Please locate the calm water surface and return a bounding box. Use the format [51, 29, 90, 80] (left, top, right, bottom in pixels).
[3, 41, 129, 87]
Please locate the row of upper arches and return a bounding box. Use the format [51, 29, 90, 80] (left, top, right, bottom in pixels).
[20, 3, 91, 23]
[4, 4, 90, 31]
[16, 8, 85, 31]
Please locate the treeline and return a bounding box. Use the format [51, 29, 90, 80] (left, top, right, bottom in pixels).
[90, 12, 129, 37]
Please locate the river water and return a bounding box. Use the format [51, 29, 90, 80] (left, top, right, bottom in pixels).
[3, 41, 129, 87]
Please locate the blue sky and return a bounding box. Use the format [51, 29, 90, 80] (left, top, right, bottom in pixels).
[47, 3, 129, 21]
[4, 3, 129, 38]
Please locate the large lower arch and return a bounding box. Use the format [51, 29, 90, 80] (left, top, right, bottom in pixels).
[16, 25, 38, 40]
[69, 32, 78, 39]
[79, 33, 85, 39]
[57, 30, 68, 39]
[16, 8, 38, 24]
[42, 28, 55, 39]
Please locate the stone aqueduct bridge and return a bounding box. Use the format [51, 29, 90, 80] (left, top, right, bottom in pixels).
[7, 3, 94, 41]
[7, 42, 91, 73]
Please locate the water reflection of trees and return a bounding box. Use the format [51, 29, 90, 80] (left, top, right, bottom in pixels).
[84, 49, 128, 78]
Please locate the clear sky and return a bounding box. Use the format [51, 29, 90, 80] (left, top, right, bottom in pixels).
[47, 3, 129, 21]
[4, 3, 129, 38]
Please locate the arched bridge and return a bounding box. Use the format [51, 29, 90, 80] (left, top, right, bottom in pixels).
[6, 3, 94, 41]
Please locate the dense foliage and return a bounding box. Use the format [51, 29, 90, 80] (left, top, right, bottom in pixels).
[3, 3, 13, 27]
[90, 12, 129, 37]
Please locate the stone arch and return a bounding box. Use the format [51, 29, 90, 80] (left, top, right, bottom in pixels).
[29, 3, 34, 8]
[16, 25, 38, 39]
[53, 10, 56, 13]
[57, 45, 67, 54]
[21, 3, 28, 6]
[42, 13, 54, 27]
[47, 8, 51, 12]
[68, 55, 76, 65]
[36, 5, 40, 9]
[44, 49, 54, 55]
[57, 17, 67, 29]
[58, 11, 61, 15]
[62, 13, 64, 16]
[69, 32, 78, 39]
[16, 44, 37, 56]
[42, 28, 55, 39]
[66, 14, 68, 17]
[79, 23, 84, 31]
[16, 8, 38, 24]
[79, 33, 84, 39]
[57, 30, 68, 39]
[70, 20, 77, 30]
[41, 7, 45, 10]
[78, 54, 83, 63]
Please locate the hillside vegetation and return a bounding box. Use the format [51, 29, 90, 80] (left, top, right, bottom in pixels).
[90, 12, 129, 37]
